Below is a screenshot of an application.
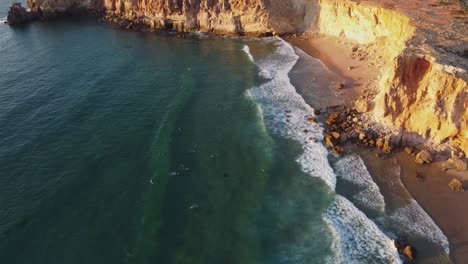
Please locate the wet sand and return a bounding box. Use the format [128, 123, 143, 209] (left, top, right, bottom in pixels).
[287, 35, 468, 263]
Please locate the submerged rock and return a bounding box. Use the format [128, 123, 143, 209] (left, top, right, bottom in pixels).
[415, 172, 425, 182]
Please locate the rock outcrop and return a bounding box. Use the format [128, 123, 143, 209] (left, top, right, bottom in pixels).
[26, 0, 319, 35]
[7, 3, 41, 25]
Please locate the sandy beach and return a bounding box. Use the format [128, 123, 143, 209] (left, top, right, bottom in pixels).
[287, 35, 468, 263]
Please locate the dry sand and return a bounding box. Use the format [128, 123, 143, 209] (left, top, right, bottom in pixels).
[287, 35, 468, 263]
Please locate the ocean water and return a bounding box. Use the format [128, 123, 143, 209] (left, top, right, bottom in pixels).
[0, 2, 449, 263]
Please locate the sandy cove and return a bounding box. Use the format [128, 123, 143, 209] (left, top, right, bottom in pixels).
[286, 31, 468, 263]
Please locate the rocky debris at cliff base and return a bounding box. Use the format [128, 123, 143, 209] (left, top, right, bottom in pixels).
[7, 3, 41, 26]
[415, 150, 432, 165]
[448, 179, 464, 192]
[354, 98, 370, 113]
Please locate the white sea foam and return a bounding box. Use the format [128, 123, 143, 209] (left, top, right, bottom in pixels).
[245, 37, 403, 262]
[334, 155, 386, 213]
[242, 45, 255, 62]
[324, 195, 402, 264]
[246, 37, 336, 189]
[387, 201, 449, 254]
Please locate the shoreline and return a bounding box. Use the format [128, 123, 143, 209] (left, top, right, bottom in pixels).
[286, 35, 468, 263]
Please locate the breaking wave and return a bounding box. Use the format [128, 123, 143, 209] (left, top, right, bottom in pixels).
[244, 37, 401, 263]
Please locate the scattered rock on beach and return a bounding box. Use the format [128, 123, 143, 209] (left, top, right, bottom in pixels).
[332, 146, 344, 155]
[354, 98, 369, 113]
[394, 239, 416, 262]
[445, 157, 467, 171]
[382, 142, 392, 154]
[448, 179, 464, 192]
[325, 134, 334, 148]
[415, 150, 432, 164]
[326, 113, 339, 125]
[335, 83, 344, 89]
[403, 245, 416, 262]
[331, 132, 340, 140]
[405, 147, 414, 155]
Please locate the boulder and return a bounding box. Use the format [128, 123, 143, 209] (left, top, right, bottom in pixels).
[382, 141, 392, 154]
[7, 3, 41, 25]
[331, 132, 340, 140]
[307, 117, 317, 124]
[405, 147, 414, 155]
[403, 245, 416, 262]
[325, 135, 334, 148]
[359, 133, 366, 141]
[332, 146, 344, 155]
[448, 179, 464, 192]
[354, 99, 369, 113]
[415, 150, 432, 164]
[376, 137, 384, 149]
[446, 157, 467, 171]
[326, 113, 339, 125]
[335, 83, 344, 89]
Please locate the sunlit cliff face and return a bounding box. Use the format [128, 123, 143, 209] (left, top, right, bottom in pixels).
[27, 0, 468, 154]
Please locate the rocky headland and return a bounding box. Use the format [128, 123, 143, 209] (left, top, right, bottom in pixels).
[6, 0, 468, 262]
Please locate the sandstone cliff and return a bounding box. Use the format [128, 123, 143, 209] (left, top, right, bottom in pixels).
[26, 0, 468, 154]
[27, 0, 318, 35]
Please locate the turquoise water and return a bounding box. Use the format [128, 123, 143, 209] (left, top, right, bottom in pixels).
[1, 2, 452, 263]
[0, 15, 336, 263]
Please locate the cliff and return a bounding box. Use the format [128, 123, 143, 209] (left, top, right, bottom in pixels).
[25, 0, 468, 154]
[26, 0, 318, 35]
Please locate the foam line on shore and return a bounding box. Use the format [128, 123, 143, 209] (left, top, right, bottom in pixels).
[334, 155, 386, 213]
[242, 45, 255, 62]
[324, 195, 402, 264]
[245, 37, 401, 263]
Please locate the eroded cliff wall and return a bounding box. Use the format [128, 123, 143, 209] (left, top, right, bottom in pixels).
[27, 0, 318, 35]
